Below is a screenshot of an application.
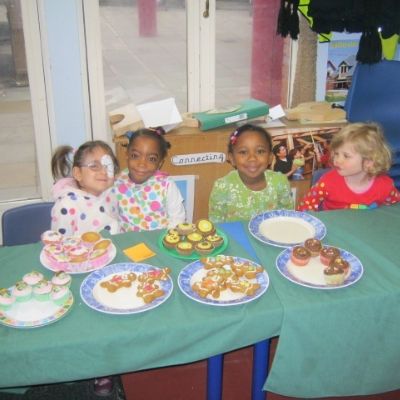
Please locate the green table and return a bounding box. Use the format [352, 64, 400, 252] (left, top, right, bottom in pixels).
[245, 204, 400, 398]
[0, 229, 282, 389]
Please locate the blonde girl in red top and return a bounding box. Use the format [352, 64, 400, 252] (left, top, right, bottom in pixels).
[298, 123, 400, 211]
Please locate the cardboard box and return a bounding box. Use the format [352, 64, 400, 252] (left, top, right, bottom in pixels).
[109, 103, 144, 137]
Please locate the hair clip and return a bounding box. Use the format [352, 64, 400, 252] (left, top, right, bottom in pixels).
[149, 127, 165, 136]
[230, 129, 239, 145]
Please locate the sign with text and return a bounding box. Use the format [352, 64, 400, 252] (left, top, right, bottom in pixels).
[171, 152, 226, 166]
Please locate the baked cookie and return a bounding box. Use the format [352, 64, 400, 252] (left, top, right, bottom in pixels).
[137, 282, 165, 303]
[100, 272, 137, 293]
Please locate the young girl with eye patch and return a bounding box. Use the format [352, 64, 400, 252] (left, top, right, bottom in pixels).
[114, 127, 186, 232]
[50, 140, 120, 236]
[208, 124, 294, 223]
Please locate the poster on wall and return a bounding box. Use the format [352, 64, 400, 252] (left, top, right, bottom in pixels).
[325, 38, 359, 105]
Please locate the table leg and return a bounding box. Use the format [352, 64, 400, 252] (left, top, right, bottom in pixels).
[207, 354, 224, 400]
[251, 339, 270, 400]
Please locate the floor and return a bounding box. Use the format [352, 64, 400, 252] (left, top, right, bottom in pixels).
[121, 338, 400, 400]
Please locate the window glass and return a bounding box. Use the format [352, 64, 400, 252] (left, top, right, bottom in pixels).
[99, 0, 188, 113]
[0, 0, 40, 202]
[215, 1, 252, 107]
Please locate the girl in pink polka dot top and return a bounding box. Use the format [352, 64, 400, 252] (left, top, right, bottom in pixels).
[50, 140, 120, 236]
[114, 127, 186, 232]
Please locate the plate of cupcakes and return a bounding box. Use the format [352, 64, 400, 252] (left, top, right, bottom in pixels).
[40, 230, 117, 274]
[276, 238, 364, 289]
[178, 254, 269, 306]
[0, 270, 73, 328]
[158, 219, 228, 260]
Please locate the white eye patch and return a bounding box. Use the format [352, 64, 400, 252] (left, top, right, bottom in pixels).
[101, 154, 114, 178]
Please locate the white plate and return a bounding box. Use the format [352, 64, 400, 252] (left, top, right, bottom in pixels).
[248, 210, 326, 248]
[0, 291, 73, 329]
[178, 256, 269, 306]
[276, 247, 363, 289]
[80, 263, 173, 314]
[40, 244, 117, 274]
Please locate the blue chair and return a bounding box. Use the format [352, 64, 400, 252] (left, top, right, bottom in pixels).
[345, 59, 400, 189]
[2, 202, 54, 246]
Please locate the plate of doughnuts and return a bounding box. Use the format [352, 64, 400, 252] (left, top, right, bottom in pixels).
[80, 263, 173, 314]
[276, 238, 363, 289]
[158, 219, 228, 260]
[249, 210, 326, 248]
[178, 255, 269, 306]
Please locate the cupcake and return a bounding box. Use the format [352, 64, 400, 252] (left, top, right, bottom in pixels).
[323, 264, 345, 285]
[89, 248, 110, 268]
[41, 230, 62, 245]
[176, 241, 194, 256]
[320, 246, 340, 266]
[51, 271, 72, 287]
[162, 233, 181, 249]
[206, 234, 224, 248]
[67, 244, 89, 263]
[186, 232, 203, 244]
[196, 219, 215, 235]
[12, 281, 33, 302]
[0, 288, 16, 311]
[93, 239, 112, 251]
[330, 256, 350, 278]
[62, 236, 82, 251]
[167, 228, 180, 236]
[23, 270, 44, 286]
[50, 285, 71, 306]
[195, 241, 214, 255]
[176, 222, 196, 236]
[290, 246, 311, 266]
[33, 279, 53, 301]
[304, 238, 323, 257]
[81, 231, 101, 247]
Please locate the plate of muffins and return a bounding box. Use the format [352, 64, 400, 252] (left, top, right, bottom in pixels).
[178, 255, 269, 306]
[0, 270, 73, 328]
[276, 238, 364, 289]
[40, 230, 117, 274]
[158, 219, 228, 260]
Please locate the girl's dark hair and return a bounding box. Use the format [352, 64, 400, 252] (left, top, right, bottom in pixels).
[51, 140, 119, 181]
[228, 124, 272, 153]
[126, 127, 171, 159]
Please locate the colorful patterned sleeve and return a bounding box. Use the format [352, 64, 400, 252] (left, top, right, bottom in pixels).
[50, 196, 80, 235]
[297, 180, 328, 212]
[208, 179, 228, 223]
[382, 184, 400, 205]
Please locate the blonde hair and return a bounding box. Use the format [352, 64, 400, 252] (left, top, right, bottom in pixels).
[330, 123, 392, 176]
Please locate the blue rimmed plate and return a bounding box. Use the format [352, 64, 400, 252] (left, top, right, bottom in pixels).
[80, 263, 173, 315]
[0, 291, 73, 329]
[178, 256, 269, 306]
[276, 247, 363, 289]
[248, 210, 326, 248]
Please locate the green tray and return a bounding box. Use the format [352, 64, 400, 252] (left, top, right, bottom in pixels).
[157, 228, 229, 260]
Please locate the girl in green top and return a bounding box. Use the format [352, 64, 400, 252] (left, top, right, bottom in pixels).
[208, 124, 294, 223]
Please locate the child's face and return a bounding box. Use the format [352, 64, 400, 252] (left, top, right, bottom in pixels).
[277, 146, 287, 158]
[73, 147, 114, 196]
[332, 142, 372, 178]
[229, 130, 271, 186]
[127, 136, 162, 184]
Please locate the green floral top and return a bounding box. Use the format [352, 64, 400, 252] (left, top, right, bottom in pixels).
[208, 170, 294, 223]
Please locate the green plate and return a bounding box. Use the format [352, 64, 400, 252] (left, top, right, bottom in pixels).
[158, 228, 229, 260]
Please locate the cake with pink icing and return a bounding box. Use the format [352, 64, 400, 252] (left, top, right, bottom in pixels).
[61, 236, 82, 250]
[50, 285, 70, 306]
[23, 270, 44, 286]
[33, 279, 53, 301]
[12, 281, 33, 302]
[89, 248, 110, 268]
[51, 271, 72, 287]
[41, 230, 62, 245]
[0, 288, 16, 311]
